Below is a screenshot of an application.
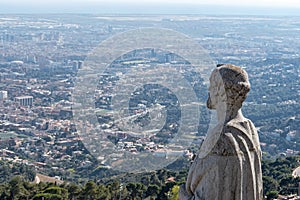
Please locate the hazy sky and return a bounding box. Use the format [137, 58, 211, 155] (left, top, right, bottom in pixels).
[1, 0, 300, 14]
[3, 0, 300, 6]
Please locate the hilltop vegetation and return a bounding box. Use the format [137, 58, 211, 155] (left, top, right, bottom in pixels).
[1, 155, 299, 199]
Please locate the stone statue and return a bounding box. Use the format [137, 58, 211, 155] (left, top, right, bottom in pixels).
[180, 64, 263, 200]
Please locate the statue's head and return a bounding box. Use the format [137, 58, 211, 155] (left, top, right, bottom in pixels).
[207, 64, 250, 110]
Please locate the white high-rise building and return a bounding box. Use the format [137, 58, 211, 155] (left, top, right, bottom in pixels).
[14, 96, 33, 106]
[0, 91, 8, 100]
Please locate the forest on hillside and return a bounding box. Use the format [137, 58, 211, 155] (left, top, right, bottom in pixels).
[0, 155, 299, 200]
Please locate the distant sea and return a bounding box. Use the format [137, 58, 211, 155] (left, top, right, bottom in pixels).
[0, 2, 300, 16]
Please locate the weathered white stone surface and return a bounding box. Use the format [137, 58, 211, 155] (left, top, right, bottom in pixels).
[180, 64, 263, 200]
[292, 166, 300, 178]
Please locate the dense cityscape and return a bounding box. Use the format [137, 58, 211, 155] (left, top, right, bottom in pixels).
[0, 14, 299, 199]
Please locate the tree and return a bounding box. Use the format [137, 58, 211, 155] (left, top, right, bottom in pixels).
[97, 184, 111, 200]
[0, 183, 9, 200]
[145, 184, 160, 199]
[8, 176, 30, 200]
[126, 182, 146, 200]
[107, 181, 120, 199]
[168, 185, 180, 200]
[79, 181, 102, 200]
[266, 190, 278, 200]
[32, 193, 63, 200]
[43, 186, 68, 199]
[263, 176, 279, 195]
[66, 183, 81, 200]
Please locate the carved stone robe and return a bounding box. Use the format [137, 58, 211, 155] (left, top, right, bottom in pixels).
[180, 119, 263, 200]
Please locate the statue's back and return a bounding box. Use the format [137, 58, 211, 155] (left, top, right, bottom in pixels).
[181, 119, 263, 200]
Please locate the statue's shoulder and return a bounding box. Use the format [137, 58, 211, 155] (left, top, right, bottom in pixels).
[210, 123, 242, 156]
[224, 118, 256, 135]
[210, 119, 259, 156]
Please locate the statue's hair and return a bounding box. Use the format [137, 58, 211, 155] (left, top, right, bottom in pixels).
[214, 64, 250, 107]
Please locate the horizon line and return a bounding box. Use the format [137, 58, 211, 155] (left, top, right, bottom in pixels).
[1, 3, 300, 16]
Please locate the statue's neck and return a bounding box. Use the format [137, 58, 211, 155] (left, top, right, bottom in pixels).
[216, 103, 244, 124]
